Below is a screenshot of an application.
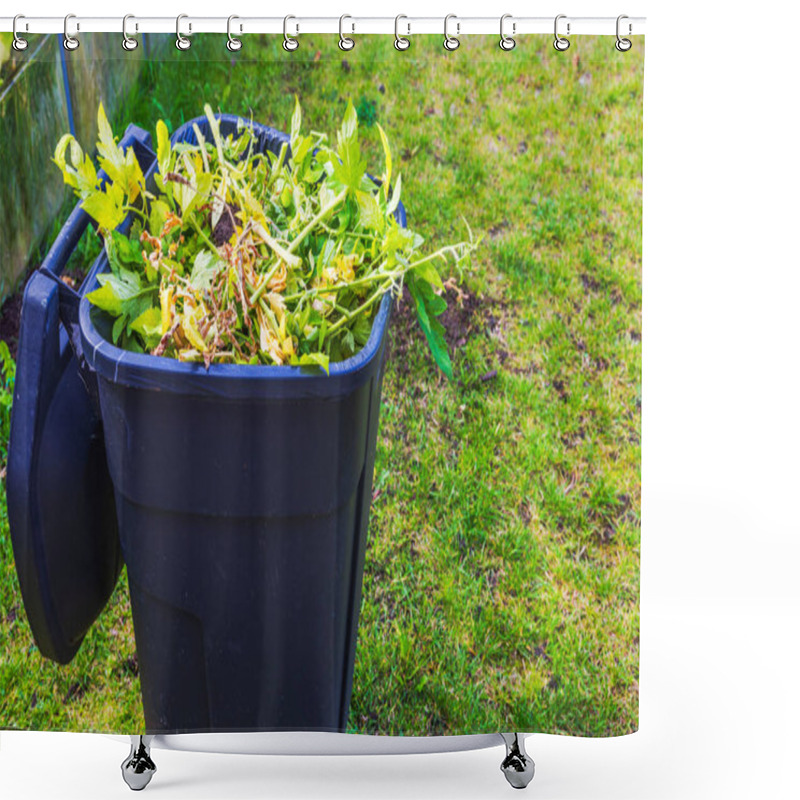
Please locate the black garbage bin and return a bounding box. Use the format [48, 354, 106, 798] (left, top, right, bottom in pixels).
[9, 115, 405, 734]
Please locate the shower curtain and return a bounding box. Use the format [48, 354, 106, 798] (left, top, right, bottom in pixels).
[0, 31, 643, 739]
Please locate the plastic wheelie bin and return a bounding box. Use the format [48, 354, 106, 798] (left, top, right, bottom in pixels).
[8, 115, 405, 735]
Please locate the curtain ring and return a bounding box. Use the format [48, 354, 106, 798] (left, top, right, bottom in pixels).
[283, 15, 298, 51]
[443, 14, 459, 51]
[227, 15, 242, 52]
[615, 14, 632, 51]
[12, 15, 29, 51]
[175, 14, 191, 50]
[553, 14, 570, 51]
[122, 14, 138, 51]
[339, 15, 355, 51]
[394, 15, 410, 51]
[63, 14, 80, 51]
[499, 14, 515, 51]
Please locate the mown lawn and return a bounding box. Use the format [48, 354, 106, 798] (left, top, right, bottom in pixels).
[0, 34, 643, 736]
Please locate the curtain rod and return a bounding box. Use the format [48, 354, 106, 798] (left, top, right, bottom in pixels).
[0, 16, 646, 37]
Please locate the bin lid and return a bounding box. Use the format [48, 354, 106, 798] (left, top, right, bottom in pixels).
[5, 126, 153, 664]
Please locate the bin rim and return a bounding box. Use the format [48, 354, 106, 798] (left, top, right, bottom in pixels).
[80, 288, 393, 391]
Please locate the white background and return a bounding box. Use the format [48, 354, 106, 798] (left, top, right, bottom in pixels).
[3, 0, 799, 797]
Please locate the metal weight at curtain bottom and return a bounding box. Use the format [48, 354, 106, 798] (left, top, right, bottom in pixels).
[117, 733, 535, 790]
[121, 736, 157, 791]
[500, 733, 536, 789]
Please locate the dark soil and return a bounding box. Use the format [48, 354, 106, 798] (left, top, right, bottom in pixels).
[0, 292, 23, 360]
[439, 288, 482, 349]
[62, 260, 88, 290]
[388, 284, 486, 377]
[0, 234, 93, 360]
[211, 203, 241, 246]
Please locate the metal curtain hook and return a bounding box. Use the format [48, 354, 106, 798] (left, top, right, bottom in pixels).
[615, 14, 632, 51]
[443, 14, 459, 51]
[63, 14, 80, 51]
[122, 14, 138, 51]
[176, 14, 191, 50]
[227, 15, 242, 52]
[12, 14, 29, 51]
[499, 14, 515, 51]
[283, 15, 299, 51]
[394, 15, 410, 51]
[553, 14, 570, 51]
[339, 15, 354, 51]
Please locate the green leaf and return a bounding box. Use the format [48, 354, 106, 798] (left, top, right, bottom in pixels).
[107, 230, 144, 276]
[413, 257, 445, 290]
[191, 250, 225, 291]
[86, 283, 123, 315]
[130, 307, 162, 337]
[96, 268, 141, 298]
[290, 96, 302, 154]
[340, 100, 358, 144]
[292, 135, 313, 169]
[351, 312, 374, 346]
[148, 200, 171, 238]
[290, 351, 330, 374]
[334, 100, 366, 194]
[122, 292, 158, 330]
[386, 173, 402, 216]
[191, 123, 209, 171]
[96, 103, 126, 185]
[112, 315, 126, 344]
[181, 172, 213, 217]
[203, 103, 225, 164]
[356, 190, 384, 232]
[407, 275, 453, 378]
[90, 267, 156, 337]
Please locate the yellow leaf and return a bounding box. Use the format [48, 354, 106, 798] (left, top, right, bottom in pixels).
[376, 123, 392, 196]
[160, 286, 173, 334]
[130, 307, 163, 337]
[156, 119, 171, 175]
[81, 184, 126, 231]
[53, 134, 78, 189]
[182, 308, 208, 353]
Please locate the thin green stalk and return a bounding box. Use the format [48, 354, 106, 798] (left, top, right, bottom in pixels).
[189, 218, 220, 256]
[121, 204, 147, 221]
[249, 260, 284, 305]
[283, 263, 398, 302]
[287, 189, 348, 254]
[327, 279, 394, 336]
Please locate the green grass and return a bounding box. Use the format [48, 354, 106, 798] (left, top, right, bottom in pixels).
[0, 35, 643, 736]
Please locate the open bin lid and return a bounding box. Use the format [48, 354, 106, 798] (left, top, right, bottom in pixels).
[6, 125, 155, 664]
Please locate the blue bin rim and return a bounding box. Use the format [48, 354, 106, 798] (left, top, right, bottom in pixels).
[79, 113, 402, 396]
[80, 291, 393, 391]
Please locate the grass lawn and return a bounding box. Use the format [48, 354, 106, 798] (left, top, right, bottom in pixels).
[0, 34, 643, 736]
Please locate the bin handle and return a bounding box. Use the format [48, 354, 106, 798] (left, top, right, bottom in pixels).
[39, 264, 102, 411]
[37, 124, 156, 409]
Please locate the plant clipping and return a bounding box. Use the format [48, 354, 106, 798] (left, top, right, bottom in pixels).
[53, 102, 476, 375]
